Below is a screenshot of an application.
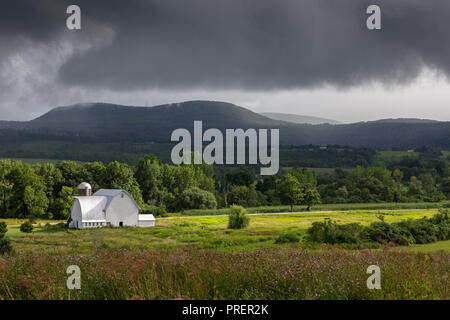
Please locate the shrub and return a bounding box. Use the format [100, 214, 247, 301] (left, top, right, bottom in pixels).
[306, 219, 363, 244]
[178, 187, 217, 210]
[20, 221, 34, 233]
[141, 205, 168, 217]
[393, 208, 450, 244]
[0, 222, 12, 255]
[227, 205, 250, 229]
[227, 186, 259, 208]
[306, 219, 335, 243]
[275, 232, 300, 244]
[362, 221, 406, 245]
[306, 211, 449, 246]
[0, 222, 7, 235]
[0, 238, 12, 255]
[394, 219, 437, 244]
[429, 208, 450, 239]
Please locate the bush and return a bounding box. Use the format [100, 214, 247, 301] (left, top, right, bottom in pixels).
[393, 208, 450, 244]
[306, 219, 363, 244]
[141, 204, 168, 217]
[0, 222, 7, 235]
[20, 221, 34, 233]
[306, 210, 450, 246]
[0, 238, 12, 255]
[0, 222, 12, 255]
[178, 187, 217, 210]
[275, 233, 300, 244]
[227, 186, 259, 208]
[227, 205, 250, 229]
[362, 221, 408, 245]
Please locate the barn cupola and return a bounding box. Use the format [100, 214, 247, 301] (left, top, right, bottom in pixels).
[77, 182, 92, 196]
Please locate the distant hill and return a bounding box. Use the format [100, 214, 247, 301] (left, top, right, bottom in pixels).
[261, 112, 341, 125]
[21, 101, 286, 142]
[0, 101, 448, 158]
[368, 118, 439, 124]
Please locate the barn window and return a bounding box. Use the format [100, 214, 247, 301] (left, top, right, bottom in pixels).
[121, 193, 124, 198]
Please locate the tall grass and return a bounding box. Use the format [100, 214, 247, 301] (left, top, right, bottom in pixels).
[0, 247, 447, 300]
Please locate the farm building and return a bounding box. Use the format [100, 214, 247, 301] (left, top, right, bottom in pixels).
[69, 182, 155, 229]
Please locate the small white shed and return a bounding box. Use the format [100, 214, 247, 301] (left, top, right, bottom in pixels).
[69, 183, 155, 229]
[138, 214, 156, 227]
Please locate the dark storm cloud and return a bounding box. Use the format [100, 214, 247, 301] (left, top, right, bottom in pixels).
[2, 0, 450, 91]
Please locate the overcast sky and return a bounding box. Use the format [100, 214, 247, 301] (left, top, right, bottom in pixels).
[1, 0, 450, 122]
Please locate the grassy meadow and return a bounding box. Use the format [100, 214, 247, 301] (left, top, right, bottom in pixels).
[1, 208, 448, 300]
[179, 201, 450, 216]
[1, 247, 448, 300]
[5, 208, 449, 252]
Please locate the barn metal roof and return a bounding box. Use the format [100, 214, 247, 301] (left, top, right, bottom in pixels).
[138, 214, 155, 221]
[94, 189, 123, 197]
[94, 189, 140, 210]
[74, 196, 107, 221]
[93, 189, 125, 211]
[73, 189, 140, 222]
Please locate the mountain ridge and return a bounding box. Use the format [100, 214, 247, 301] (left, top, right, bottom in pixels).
[0, 100, 448, 149]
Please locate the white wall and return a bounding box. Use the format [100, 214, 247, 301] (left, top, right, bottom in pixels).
[70, 200, 83, 229]
[138, 220, 155, 227]
[106, 192, 139, 227]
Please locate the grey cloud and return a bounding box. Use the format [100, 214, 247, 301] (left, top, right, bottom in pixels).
[60, 0, 450, 90]
[1, 0, 450, 92]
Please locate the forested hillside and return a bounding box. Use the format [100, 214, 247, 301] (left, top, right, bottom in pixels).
[0, 101, 448, 153]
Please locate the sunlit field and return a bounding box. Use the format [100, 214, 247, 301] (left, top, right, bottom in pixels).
[5, 209, 448, 252]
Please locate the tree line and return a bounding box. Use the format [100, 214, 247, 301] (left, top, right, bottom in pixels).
[0, 155, 448, 220]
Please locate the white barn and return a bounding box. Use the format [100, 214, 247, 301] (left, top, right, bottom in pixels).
[69, 182, 155, 229]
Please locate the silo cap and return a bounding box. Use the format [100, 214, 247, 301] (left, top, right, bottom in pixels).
[78, 182, 92, 189]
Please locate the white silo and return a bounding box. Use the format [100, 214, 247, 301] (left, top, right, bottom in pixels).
[77, 182, 92, 196]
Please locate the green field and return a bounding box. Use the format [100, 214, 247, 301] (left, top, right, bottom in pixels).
[0, 218, 65, 226]
[399, 240, 450, 253]
[374, 150, 450, 163]
[1, 208, 449, 300]
[179, 201, 450, 216]
[374, 150, 420, 163]
[0, 158, 86, 165]
[5, 209, 449, 252]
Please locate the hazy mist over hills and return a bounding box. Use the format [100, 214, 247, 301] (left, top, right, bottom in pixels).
[261, 113, 342, 125]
